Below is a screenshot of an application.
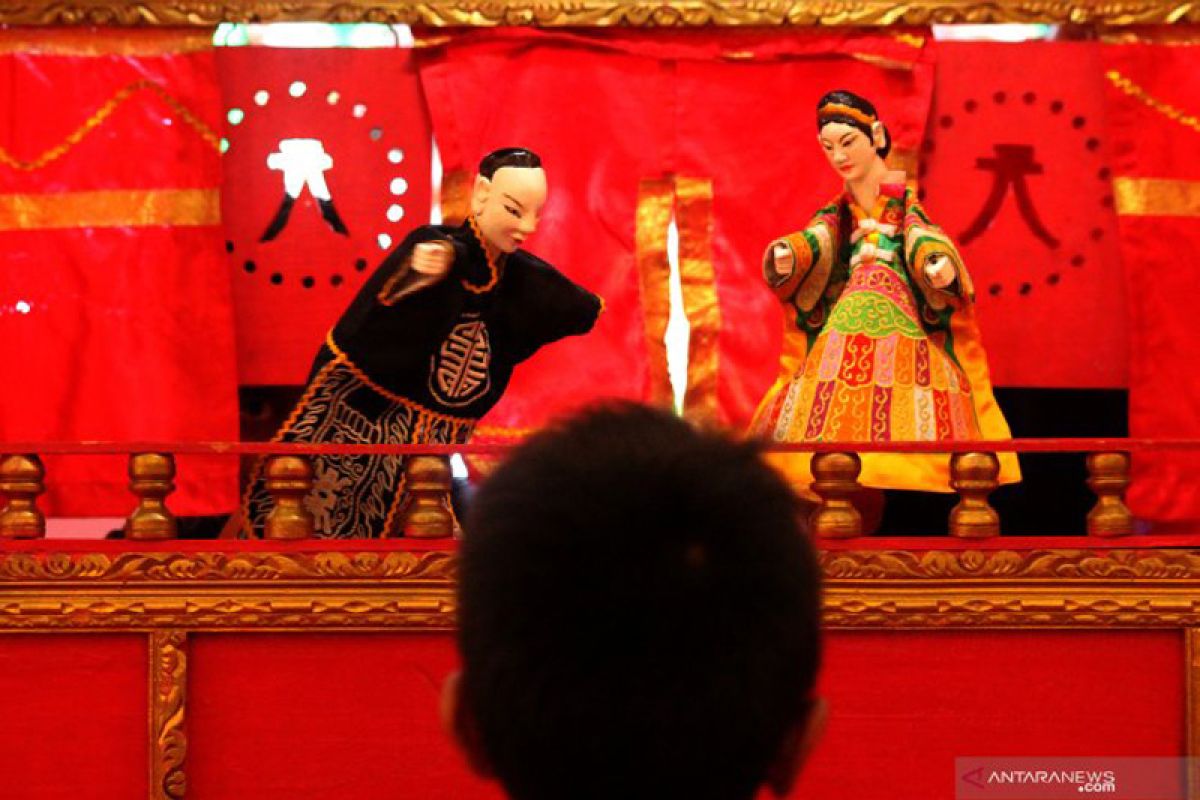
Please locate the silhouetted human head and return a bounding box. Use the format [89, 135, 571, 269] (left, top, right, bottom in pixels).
[471, 147, 546, 253]
[446, 403, 825, 800]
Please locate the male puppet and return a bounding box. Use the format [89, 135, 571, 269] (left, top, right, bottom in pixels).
[242, 148, 602, 538]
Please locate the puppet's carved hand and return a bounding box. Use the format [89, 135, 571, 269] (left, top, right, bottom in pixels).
[412, 241, 454, 278]
[771, 243, 795, 279]
[923, 253, 956, 290]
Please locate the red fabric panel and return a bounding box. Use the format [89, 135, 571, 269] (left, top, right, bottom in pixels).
[675, 42, 934, 424]
[922, 42, 1127, 389]
[0, 635, 147, 799]
[1102, 43, 1200, 523]
[188, 633, 504, 800]
[417, 31, 670, 433]
[0, 32, 239, 515]
[787, 630, 1183, 800]
[216, 48, 433, 384]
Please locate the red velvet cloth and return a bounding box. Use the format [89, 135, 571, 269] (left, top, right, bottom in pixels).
[790, 630, 1183, 800]
[216, 47, 433, 385]
[417, 29, 934, 431]
[188, 633, 504, 800]
[0, 623, 1179, 799]
[1103, 42, 1200, 523]
[0, 30, 239, 516]
[417, 30, 672, 436]
[0, 635, 147, 800]
[922, 42, 1127, 389]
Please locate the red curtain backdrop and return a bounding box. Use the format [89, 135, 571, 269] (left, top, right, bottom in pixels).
[216, 47, 433, 385]
[1102, 41, 1200, 523]
[417, 30, 674, 437]
[0, 29, 238, 516]
[922, 42, 1127, 389]
[417, 29, 933, 433]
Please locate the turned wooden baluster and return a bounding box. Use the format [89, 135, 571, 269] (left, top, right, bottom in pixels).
[949, 452, 1000, 538]
[264, 456, 314, 540]
[0, 454, 46, 539]
[126, 453, 177, 540]
[402, 455, 454, 539]
[1086, 451, 1133, 537]
[810, 452, 863, 538]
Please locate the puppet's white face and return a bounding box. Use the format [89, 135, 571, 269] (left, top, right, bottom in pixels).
[471, 166, 547, 253]
[818, 121, 882, 185]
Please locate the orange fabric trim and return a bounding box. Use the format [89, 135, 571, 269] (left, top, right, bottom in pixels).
[0, 29, 213, 56]
[886, 147, 920, 187]
[239, 357, 344, 537]
[634, 177, 676, 410]
[439, 168, 472, 227]
[0, 79, 219, 172]
[323, 331, 475, 430]
[1106, 70, 1200, 138]
[463, 214, 501, 294]
[383, 473, 408, 538]
[674, 176, 722, 426]
[0, 189, 219, 231]
[818, 102, 877, 127]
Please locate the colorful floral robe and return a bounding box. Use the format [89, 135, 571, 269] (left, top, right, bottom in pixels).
[750, 179, 1020, 492]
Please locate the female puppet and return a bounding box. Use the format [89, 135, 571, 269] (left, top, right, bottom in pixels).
[750, 90, 1020, 493]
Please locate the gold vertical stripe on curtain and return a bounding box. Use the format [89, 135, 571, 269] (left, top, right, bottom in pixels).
[674, 175, 721, 426]
[439, 168, 472, 227]
[634, 177, 676, 410]
[0, 189, 220, 230]
[1114, 177, 1200, 217]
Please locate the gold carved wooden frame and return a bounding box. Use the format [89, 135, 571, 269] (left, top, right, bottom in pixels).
[3, 546, 1200, 799]
[2, 0, 1200, 27]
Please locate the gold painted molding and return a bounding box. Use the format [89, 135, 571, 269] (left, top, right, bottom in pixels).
[0, 549, 457, 582]
[0, 548, 1200, 630]
[150, 631, 187, 800]
[818, 547, 1200, 580]
[2, 0, 1200, 27]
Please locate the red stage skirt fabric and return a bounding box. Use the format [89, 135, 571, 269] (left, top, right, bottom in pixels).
[417, 29, 934, 432]
[0, 635, 148, 800]
[0, 29, 239, 516]
[1102, 42, 1200, 523]
[216, 47, 434, 385]
[0, 625, 1180, 799]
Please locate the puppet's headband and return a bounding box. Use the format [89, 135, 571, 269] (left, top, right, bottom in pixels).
[818, 102, 877, 128]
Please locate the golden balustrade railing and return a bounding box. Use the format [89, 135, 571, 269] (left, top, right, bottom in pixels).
[0, 439, 1196, 540]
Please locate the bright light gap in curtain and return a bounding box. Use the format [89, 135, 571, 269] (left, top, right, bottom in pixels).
[665, 215, 690, 415]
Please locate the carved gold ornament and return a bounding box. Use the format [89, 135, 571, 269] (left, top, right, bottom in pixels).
[2, 1, 1199, 27]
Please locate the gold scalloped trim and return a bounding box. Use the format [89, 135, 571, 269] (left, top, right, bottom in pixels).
[2, 549, 1200, 631]
[0, 79, 218, 172]
[0, 549, 458, 581]
[3, 1, 1199, 27]
[1107, 70, 1200, 137]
